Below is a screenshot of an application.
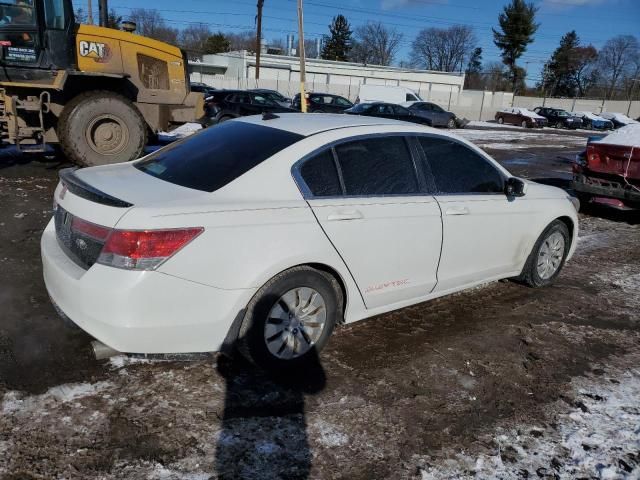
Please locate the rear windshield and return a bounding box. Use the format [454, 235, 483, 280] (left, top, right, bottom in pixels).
[136, 122, 303, 192]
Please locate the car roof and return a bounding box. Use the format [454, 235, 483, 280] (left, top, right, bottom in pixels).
[236, 113, 417, 136]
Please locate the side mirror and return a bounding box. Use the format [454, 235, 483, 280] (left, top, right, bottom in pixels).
[505, 177, 527, 197]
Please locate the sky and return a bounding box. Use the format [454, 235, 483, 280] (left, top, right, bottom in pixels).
[76, 0, 640, 85]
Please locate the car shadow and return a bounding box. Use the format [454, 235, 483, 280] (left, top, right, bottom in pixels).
[215, 349, 326, 479]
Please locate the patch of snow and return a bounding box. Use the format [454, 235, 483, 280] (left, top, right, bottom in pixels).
[157, 122, 203, 143]
[2, 381, 113, 415]
[312, 419, 349, 447]
[148, 464, 211, 480]
[108, 354, 151, 370]
[466, 120, 522, 130]
[416, 354, 640, 479]
[592, 123, 640, 147]
[13, 213, 26, 219]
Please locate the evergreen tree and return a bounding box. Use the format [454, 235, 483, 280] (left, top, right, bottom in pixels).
[321, 15, 352, 61]
[542, 31, 580, 97]
[492, 0, 538, 93]
[464, 47, 483, 89]
[204, 32, 231, 54]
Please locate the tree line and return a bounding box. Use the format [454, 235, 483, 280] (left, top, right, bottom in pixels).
[76, 0, 639, 100]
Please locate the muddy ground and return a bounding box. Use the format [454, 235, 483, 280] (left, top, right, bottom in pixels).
[0, 127, 639, 479]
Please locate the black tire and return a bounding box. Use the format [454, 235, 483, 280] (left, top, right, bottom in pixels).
[497, 116, 504, 124]
[58, 90, 147, 167]
[521, 120, 528, 128]
[555, 122, 563, 129]
[516, 220, 571, 288]
[218, 115, 234, 123]
[237, 266, 342, 370]
[447, 118, 456, 129]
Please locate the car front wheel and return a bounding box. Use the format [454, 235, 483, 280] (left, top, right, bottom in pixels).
[521, 120, 528, 128]
[497, 117, 504, 124]
[447, 118, 456, 129]
[516, 220, 571, 288]
[237, 266, 342, 369]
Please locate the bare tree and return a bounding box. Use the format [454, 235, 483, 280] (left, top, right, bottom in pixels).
[597, 35, 639, 99]
[180, 23, 211, 58]
[128, 9, 179, 45]
[410, 25, 476, 72]
[227, 31, 257, 52]
[350, 22, 402, 66]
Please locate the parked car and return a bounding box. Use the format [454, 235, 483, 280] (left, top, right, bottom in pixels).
[250, 89, 292, 108]
[205, 90, 295, 123]
[292, 92, 353, 113]
[190, 82, 216, 97]
[572, 112, 614, 131]
[573, 124, 640, 210]
[494, 107, 547, 128]
[598, 112, 639, 129]
[533, 107, 583, 129]
[357, 85, 422, 104]
[42, 114, 579, 369]
[344, 102, 433, 126]
[400, 101, 467, 128]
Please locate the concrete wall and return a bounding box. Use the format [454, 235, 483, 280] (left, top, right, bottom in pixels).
[512, 96, 640, 119]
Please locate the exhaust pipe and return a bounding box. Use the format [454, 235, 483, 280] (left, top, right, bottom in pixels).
[91, 340, 120, 360]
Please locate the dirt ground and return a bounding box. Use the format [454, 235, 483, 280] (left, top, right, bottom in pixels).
[1, 127, 639, 480]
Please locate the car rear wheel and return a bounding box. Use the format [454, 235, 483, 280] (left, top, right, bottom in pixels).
[515, 220, 571, 288]
[237, 266, 342, 369]
[521, 120, 528, 128]
[497, 116, 504, 124]
[555, 122, 563, 129]
[447, 118, 456, 129]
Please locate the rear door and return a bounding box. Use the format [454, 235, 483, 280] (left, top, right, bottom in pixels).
[297, 135, 443, 308]
[416, 135, 535, 291]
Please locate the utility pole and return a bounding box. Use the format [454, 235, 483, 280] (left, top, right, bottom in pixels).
[98, 0, 108, 27]
[87, 0, 93, 24]
[297, 0, 307, 112]
[255, 0, 264, 80]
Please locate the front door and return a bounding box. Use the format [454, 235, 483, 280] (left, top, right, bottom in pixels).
[297, 136, 443, 309]
[416, 135, 534, 291]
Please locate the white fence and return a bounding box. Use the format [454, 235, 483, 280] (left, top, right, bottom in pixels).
[190, 72, 640, 122]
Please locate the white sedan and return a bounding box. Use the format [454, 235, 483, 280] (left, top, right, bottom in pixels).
[42, 114, 579, 368]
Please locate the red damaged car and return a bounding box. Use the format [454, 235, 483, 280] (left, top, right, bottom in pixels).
[572, 125, 640, 210]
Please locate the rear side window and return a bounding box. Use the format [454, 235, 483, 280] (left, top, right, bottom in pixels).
[136, 122, 303, 192]
[299, 150, 342, 197]
[335, 137, 419, 196]
[418, 137, 504, 194]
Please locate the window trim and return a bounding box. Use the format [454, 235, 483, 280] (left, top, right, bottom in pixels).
[414, 133, 508, 197]
[292, 133, 427, 200]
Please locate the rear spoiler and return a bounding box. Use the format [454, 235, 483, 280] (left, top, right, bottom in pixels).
[59, 168, 133, 208]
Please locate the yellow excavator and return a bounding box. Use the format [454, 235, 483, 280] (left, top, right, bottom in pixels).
[0, 0, 203, 165]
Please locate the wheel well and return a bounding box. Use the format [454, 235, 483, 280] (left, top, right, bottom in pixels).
[307, 263, 347, 324]
[556, 216, 575, 245]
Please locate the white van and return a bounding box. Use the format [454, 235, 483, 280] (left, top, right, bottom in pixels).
[357, 85, 423, 104]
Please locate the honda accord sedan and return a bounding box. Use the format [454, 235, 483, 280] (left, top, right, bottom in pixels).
[42, 114, 579, 369]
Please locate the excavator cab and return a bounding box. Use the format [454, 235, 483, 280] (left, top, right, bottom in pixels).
[0, 0, 75, 81]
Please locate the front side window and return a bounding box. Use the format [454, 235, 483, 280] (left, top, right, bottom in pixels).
[299, 149, 342, 197]
[334, 97, 352, 107]
[392, 105, 410, 115]
[406, 93, 418, 101]
[418, 137, 504, 194]
[251, 94, 275, 106]
[335, 136, 419, 196]
[136, 122, 303, 192]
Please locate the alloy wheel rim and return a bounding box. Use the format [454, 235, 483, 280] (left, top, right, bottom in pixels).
[536, 231, 565, 280]
[264, 287, 327, 359]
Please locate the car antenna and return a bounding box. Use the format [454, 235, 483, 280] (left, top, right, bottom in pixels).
[262, 112, 280, 120]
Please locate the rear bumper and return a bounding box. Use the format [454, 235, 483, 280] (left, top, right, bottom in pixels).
[572, 173, 640, 207]
[41, 219, 255, 354]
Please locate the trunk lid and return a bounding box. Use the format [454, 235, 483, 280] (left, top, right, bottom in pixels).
[586, 143, 640, 180]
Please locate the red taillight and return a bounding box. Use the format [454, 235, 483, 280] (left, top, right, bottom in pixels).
[97, 227, 203, 270]
[72, 217, 111, 241]
[586, 144, 601, 166]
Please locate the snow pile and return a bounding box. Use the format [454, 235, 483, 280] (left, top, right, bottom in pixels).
[593, 123, 640, 147]
[599, 112, 639, 125]
[417, 355, 640, 479]
[2, 381, 113, 415]
[157, 122, 203, 143]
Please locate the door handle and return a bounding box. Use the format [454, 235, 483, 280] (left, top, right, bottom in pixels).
[445, 206, 469, 216]
[327, 210, 363, 221]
